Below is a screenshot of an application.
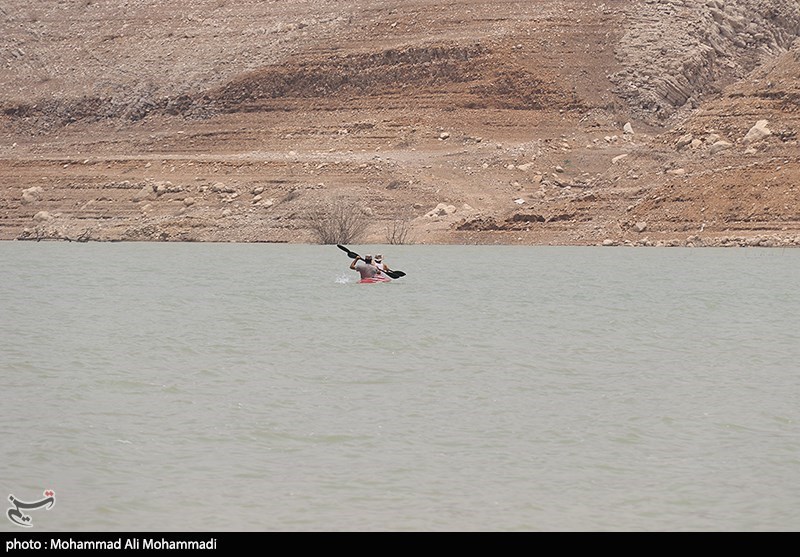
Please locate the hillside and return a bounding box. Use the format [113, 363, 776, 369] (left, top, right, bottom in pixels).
[1, 0, 798, 246]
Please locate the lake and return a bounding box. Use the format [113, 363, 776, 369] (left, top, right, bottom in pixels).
[1, 242, 799, 531]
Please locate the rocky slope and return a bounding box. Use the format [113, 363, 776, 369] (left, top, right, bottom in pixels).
[1, 0, 798, 246]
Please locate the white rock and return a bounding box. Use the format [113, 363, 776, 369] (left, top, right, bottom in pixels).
[743, 120, 771, 144]
[709, 140, 733, 154]
[21, 186, 43, 204]
[425, 203, 457, 217]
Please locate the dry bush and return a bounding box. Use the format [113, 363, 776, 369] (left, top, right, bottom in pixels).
[385, 217, 413, 245]
[307, 196, 368, 244]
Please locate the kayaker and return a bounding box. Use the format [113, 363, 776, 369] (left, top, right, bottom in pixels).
[350, 254, 380, 281]
[374, 254, 393, 276]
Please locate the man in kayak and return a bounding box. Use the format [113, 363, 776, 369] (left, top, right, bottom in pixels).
[350, 254, 380, 281]
[374, 254, 393, 277]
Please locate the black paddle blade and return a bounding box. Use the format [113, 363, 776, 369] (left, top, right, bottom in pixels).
[384, 270, 405, 279]
[336, 244, 359, 259]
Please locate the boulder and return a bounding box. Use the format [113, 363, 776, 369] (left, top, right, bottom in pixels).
[425, 203, 457, 217]
[709, 140, 733, 154]
[743, 120, 771, 144]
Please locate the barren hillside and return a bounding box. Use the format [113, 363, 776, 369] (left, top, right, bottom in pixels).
[1, 0, 798, 246]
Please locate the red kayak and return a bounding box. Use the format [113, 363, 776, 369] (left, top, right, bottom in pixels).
[359, 276, 392, 284]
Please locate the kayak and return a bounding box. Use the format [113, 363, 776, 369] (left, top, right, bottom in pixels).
[359, 276, 391, 284]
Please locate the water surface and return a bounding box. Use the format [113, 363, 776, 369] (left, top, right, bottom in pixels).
[1, 243, 798, 531]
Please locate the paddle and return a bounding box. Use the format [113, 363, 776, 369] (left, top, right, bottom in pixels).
[336, 244, 406, 279]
